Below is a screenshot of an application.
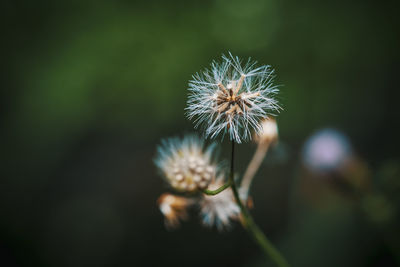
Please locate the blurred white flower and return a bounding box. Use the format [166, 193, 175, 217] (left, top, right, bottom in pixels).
[200, 176, 240, 230]
[186, 52, 280, 143]
[157, 193, 193, 229]
[302, 128, 352, 173]
[154, 135, 217, 192]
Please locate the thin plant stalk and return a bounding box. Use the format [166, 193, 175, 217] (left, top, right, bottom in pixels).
[229, 141, 289, 267]
[240, 142, 270, 200]
[202, 180, 232, 195]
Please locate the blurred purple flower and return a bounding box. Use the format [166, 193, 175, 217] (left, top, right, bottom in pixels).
[302, 128, 352, 173]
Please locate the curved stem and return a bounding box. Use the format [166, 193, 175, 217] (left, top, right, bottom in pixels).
[240, 142, 270, 199]
[202, 180, 232, 195]
[230, 141, 289, 267]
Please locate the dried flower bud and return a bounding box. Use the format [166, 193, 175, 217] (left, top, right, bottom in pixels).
[157, 193, 192, 229]
[255, 117, 278, 145]
[155, 135, 217, 192]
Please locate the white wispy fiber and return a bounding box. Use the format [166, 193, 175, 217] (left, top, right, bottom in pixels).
[186, 52, 280, 143]
[200, 176, 240, 231]
[154, 135, 217, 192]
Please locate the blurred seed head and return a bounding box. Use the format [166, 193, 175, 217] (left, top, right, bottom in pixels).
[302, 128, 352, 173]
[157, 193, 192, 229]
[186, 52, 280, 143]
[200, 176, 240, 231]
[155, 135, 217, 192]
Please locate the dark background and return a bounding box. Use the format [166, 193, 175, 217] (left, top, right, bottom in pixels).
[1, 0, 399, 266]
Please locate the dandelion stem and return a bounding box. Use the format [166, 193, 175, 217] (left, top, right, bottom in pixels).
[202, 180, 232, 195]
[229, 140, 289, 267]
[240, 142, 270, 200]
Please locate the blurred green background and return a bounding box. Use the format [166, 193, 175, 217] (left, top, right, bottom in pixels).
[1, 0, 399, 266]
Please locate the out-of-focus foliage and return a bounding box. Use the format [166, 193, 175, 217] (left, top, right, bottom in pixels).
[1, 0, 399, 266]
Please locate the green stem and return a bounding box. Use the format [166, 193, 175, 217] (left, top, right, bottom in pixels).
[229, 141, 290, 267]
[202, 180, 232, 195]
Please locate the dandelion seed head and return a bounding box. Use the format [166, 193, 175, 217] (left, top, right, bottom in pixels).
[200, 176, 240, 231]
[155, 135, 217, 192]
[186, 52, 280, 143]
